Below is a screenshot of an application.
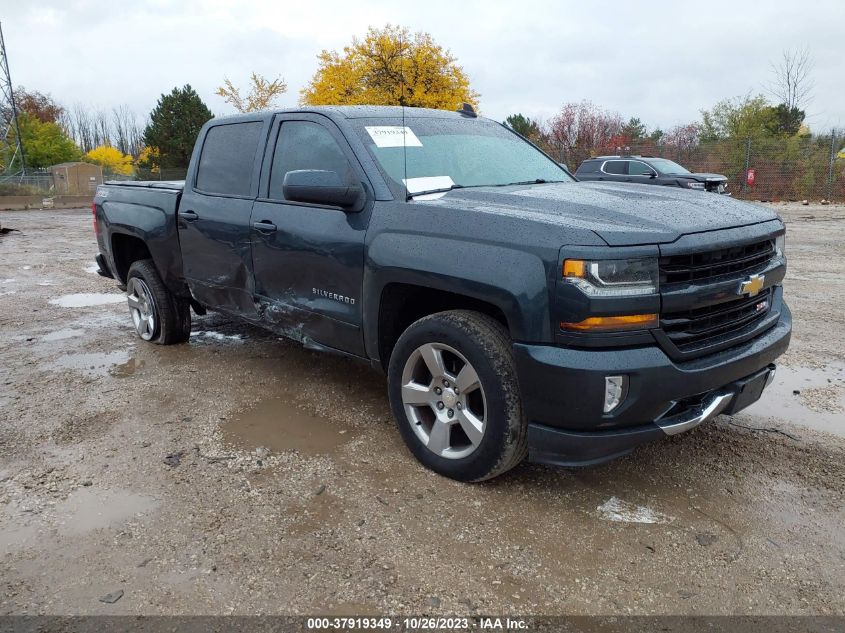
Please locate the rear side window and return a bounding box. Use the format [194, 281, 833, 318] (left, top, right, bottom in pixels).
[603, 160, 627, 175]
[195, 122, 263, 196]
[269, 121, 354, 200]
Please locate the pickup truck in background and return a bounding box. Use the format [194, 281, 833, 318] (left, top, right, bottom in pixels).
[93, 105, 791, 481]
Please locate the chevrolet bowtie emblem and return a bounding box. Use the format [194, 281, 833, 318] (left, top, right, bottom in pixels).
[739, 274, 765, 297]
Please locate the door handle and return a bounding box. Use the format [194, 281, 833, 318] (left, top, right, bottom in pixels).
[252, 220, 277, 233]
[178, 210, 199, 221]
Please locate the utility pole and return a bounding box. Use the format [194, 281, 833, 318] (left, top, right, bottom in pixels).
[0, 21, 26, 178]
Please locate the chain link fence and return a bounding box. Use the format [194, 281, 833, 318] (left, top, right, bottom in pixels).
[548, 131, 843, 202]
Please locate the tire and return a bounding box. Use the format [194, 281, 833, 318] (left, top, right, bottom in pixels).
[126, 259, 191, 345]
[387, 310, 527, 482]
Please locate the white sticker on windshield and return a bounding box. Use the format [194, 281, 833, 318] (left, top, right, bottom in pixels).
[403, 176, 455, 200]
[365, 126, 423, 148]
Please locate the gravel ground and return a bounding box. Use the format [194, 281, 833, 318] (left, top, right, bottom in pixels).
[0, 203, 843, 616]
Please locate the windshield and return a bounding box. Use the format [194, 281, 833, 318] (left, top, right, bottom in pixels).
[352, 116, 572, 197]
[647, 158, 690, 175]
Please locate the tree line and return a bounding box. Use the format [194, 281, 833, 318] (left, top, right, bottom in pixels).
[1, 28, 840, 199]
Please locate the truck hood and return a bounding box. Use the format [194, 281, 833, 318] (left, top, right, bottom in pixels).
[419, 181, 777, 246]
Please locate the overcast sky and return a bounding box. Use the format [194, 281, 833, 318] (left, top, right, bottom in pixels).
[3, 0, 844, 132]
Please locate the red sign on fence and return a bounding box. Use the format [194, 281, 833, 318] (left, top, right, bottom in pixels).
[746, 168, 756, 187]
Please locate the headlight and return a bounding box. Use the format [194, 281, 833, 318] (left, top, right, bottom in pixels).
[685, 181, 706, 189]
[563, 258, 659, 296]
[775, 234, 785, 258]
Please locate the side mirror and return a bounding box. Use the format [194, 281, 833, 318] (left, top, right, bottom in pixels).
[647, 171, 657, 178]
[282, 170, 363, 210]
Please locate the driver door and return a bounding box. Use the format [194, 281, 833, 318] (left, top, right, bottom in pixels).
[249, 114, 370, 355]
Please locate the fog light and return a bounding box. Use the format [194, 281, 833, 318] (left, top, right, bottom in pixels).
[604, 375, 628, 413]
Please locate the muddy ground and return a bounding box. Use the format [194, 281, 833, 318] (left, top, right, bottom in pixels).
[0, 203, 843, 616]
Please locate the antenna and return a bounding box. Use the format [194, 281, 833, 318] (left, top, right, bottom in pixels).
[0, 21, 26, 178]
[400, 32, 408, 201]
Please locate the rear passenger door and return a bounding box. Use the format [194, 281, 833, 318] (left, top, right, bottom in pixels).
[249, 114, 370, 356]
[178, 119, 267, 317]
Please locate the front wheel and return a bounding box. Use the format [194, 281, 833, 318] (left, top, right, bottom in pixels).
[387, 310, 527, 482]
[126, 259, 191, 345]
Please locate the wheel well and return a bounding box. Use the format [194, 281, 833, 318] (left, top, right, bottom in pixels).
[378, 283, 509, 371]
[111, 234, 152, 283]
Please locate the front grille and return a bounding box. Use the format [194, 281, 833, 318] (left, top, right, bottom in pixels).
[661, 288, 773, 353]
[659, 239, 775, 285]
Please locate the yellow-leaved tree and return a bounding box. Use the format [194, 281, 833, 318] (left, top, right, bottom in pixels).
[136, 146, 160, 178]
[301, 25, 479, 110]
[216, 73, 287, 113]
[85, 145, 133, 176]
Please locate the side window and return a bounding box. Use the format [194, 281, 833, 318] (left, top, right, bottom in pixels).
[603, 160, 627, 175]
[628, 161, 654, 176]
[269, 121, 354, 201]
[195, 122, 263, 196]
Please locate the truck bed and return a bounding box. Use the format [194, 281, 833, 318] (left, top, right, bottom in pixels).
[104, 180, 185, 191]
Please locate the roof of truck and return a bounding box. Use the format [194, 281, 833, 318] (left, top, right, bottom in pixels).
[213, 105, 481, 124]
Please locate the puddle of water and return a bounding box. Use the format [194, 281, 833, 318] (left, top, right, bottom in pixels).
[0, 487, 159, 551]
[112, 357, 146, 377]
[742, 364, 845, 436]
[49, 351, 132, 377]
[222, 396, 355, 455]
[596, 496, 671, 524]
[49, 293, 125, 308]
[42, 328, 86, 342]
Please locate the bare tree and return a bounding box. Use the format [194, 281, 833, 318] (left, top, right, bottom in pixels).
[71, 103, 95, 153]
[767, 48, 813, 111]
[216, 73, 287, 113]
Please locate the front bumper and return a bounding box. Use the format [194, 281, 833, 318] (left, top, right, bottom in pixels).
[515, 304, 791, 466]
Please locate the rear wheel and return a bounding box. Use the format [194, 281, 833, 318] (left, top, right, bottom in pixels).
[126, 259, 191, 345]
[388, 310, 527, 481]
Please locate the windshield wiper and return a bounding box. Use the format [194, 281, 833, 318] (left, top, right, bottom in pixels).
[406, 179, 563, 201]
[405, 184, 466, 201]
[497, 179, 567, 186]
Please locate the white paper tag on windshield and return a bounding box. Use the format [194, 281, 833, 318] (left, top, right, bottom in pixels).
[403, 176, 455, 200]
[365, 126, 423, 148]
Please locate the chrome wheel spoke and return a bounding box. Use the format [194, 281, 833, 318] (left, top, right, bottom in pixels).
[426, 420, 451, 454]
[457, 409, 484, 446]
[127, 294, 142, 311]
[402, 383, 432, 406]
[419, 344, 446, 378]
[456, 362, 480, 394]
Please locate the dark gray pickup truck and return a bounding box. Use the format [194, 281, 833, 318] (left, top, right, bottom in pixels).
[93, 105, 791, 481]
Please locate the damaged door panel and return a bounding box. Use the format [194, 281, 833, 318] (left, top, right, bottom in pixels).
[178, 118, 268, 317]
[250, 114, 369, 356]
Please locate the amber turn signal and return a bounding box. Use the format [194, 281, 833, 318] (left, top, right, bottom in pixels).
[563, 259, 586, 277]
[561, 313, 658, 332]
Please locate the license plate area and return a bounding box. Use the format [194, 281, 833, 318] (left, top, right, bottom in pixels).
[723, 365, 774, 415]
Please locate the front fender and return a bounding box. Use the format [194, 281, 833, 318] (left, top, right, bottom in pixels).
[363, 231, 553, 360]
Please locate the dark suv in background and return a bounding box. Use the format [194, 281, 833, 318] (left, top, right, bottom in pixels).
[576, 156, 729, 194]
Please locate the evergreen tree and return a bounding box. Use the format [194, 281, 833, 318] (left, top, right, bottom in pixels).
[143, 85, 213, 169]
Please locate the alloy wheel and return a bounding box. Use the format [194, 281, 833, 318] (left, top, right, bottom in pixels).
[400, 342, 487, 459]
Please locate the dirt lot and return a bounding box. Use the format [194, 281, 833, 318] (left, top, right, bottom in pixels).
[0, 203, 843, 616]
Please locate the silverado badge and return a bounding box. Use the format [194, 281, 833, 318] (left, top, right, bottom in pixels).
[739, 273, 765, 297]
